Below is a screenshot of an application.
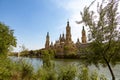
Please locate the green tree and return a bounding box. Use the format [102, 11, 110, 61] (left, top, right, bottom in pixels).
[19, 44, 29, 56]
[0, 22, 16, 56]
[78, 0, 120, 80]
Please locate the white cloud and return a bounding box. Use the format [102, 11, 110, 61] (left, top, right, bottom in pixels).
[52, 0, 98, 42]
[52, 0, 120, 43]
[13, 0, 120, 51]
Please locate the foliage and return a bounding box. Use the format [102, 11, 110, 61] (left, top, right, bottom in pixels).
[90, 70, 98, 80]
[19, 45, 29, 56]
[0, 56, 34, 80]
[0, 22, 16, 56]
[79, 67, 89, 80]
[19, 60, 34, 80]
[0, 58, 12, 79]
[79, 0, 120, 79]
[12, 45, 43, 57]
[80, 0, 120, 64]
[79, 66, 108, 80]
[64, 45, 77, 56]
[0, 54, 109, 80]
[35, 49, 57, 80]
[41, 49, 55, 68]
[34, 66, 57, 80]
[19, 50, 29, 56]
[58, 64, 77, 80]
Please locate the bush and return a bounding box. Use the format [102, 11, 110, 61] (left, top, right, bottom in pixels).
[58, 64, 77, 80]
[35, 67, 57, 80]
[79, 66, 108, 80]
[19, 60, 34, 80]
[0, 55, 107, 80]
[79, 67, 89, 80]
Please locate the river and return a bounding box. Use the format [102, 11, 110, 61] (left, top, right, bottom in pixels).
[9, 56, 120, 80]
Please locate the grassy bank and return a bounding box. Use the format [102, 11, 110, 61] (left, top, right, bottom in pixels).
[0, 55, 108, 80]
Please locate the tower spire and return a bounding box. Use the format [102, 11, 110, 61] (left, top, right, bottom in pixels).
[45, 32, 50, 49]
[66, 20, 72, 44]
[83, 26, 85, 31]
[59, 34, 61, 39]
[47, 32, 49, 37]
[59, 34, 62, 42]
[81, 26, 87, 43]
[77, 38, 80, 43]
[67, 19, 69, 26]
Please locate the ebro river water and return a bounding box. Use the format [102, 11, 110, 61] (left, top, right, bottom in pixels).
[9, 56, 120, 80]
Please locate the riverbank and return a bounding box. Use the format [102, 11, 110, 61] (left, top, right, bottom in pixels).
[8, 56, 120, 80]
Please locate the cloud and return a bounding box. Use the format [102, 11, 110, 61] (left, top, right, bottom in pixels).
[51, 0, 97, 42]
[52, 0, 120, 43]
[13, 0, 120, 51]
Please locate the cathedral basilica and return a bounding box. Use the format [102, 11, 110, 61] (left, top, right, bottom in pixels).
[44, 21, 87, 56]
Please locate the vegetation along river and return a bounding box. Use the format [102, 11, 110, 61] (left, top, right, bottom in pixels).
[9, 56, 120, 80]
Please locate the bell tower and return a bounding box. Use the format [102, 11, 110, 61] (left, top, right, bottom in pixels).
[45, 32, 50, 49]
[81, 26, 87, 43]
[66, 21, 72, 44]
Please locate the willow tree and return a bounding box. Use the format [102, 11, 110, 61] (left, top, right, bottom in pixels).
[78, 0, 120, 80]
[0, 22, 16, 57]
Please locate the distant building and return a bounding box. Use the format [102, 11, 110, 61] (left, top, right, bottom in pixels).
[81, 26, 87, 44]
[44, 21, 87, 56]
[45, 32, 50, 49]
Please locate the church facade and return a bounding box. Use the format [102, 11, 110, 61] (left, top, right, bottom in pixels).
[44, 21, 87, 56]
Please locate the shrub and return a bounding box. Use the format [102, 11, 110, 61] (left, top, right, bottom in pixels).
[58, 64, 77, 80]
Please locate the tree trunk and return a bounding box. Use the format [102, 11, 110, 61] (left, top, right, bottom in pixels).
[107, 62, 115, 80]
[104, 57, 115, 80]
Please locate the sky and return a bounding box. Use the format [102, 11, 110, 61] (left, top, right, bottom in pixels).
[0, 0, 119, 52]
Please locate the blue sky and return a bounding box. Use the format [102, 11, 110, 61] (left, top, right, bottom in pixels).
[1, 0, 117, 51]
